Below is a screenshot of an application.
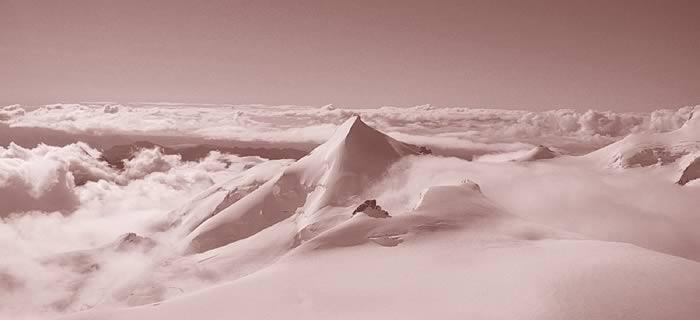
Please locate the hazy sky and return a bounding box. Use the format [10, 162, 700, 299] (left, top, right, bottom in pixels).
[2, 0, 699, 111]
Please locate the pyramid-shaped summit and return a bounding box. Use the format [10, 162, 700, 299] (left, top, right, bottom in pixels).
[181, 116, 420, 253]
[297, 115, 420, 177]
[289, 115, 420, 211]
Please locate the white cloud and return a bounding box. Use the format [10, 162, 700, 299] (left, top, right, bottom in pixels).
[2, 103, 696, 155]
[0, 143, 118, 217]
[120, 148, 180, 181]
[0, 105, 25, 121]
[0, 143, 271, 318]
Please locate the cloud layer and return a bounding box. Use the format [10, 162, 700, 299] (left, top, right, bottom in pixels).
[2, 103, 697, 156]
[0, 142, 275, 318]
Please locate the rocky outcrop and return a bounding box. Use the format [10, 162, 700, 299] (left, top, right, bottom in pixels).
[678, 156, 700, 186]
[352, 199, 390, 218]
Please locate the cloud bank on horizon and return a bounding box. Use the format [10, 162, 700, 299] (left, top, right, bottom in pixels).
[2, 103, 697, 156]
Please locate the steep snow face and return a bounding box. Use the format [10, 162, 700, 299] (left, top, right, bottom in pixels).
[288, 115, 419, 213]
[182, 116, 419, 253]
[587, 107, 700, 168]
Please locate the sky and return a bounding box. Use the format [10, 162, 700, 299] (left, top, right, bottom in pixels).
[1, 0, 699, 111]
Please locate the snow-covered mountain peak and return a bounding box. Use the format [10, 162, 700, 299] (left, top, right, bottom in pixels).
[295, 115, 419, 177]
[179, 116, 422, 253]
[288, 115, 420, 209]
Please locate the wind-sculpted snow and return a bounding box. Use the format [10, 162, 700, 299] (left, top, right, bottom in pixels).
[2, 103, 697, 156]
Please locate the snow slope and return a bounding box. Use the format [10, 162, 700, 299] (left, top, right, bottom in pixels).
[62, 181, 700, 320]
[587, 107, 700, 168]
[67, 241, 700, 320]
[59, 115, 700, 320]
